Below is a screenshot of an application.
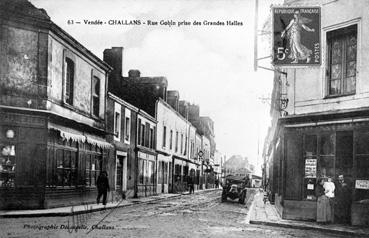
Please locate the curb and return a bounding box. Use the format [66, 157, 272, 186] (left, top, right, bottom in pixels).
[0, 189, 220, 218]
[249, 220, 368, 237]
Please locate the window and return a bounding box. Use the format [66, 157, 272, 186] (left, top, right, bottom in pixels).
[170, 130, 173, 150]
[180, 134, 183, 154]
[65, 58, 75, 105]
[150, 127, 155, 149]
[124, 117, 130, 142]
[140, 124, 145, 146]
[124, 109, 131, 143]
[0, 136, 16, 187]
[114, 103, 121, 141]
[162, 126, 167, 148]
[55, 149, 78, 187]
[327, 24, 357, 96]
[149, 128, 153, 149]
[175, 131, 179, 152]
[92, 77, 100, 117]
[85, 153, 101, 187]
[184, 136, 188, 155]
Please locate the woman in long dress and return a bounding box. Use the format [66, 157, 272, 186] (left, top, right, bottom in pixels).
[316, 178, 332, 224]
[281, 10, 315, 63]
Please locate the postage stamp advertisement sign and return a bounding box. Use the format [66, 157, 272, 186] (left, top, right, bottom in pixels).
[273, 7, 321, 67]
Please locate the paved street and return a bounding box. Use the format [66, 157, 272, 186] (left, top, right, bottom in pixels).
[1, 190, 347, 238]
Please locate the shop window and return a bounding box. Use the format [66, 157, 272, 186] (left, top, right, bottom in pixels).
[139, 159, 144, 184]
[336, 131, 353, 178]
[303, 135, 318, 200]
[65, 58, 75, 105]
[355, 132, 369, 202]
[0, 133, 16, 187]
[163, 162, 168, 184]
[319, 134, 335, 178]
[116, 157, 123, 189]
[85, 153, 101, 187]
[55, 149, 78, 187]
[174, 164, 181, 182]
[92, 76, 100, 117]
[158, 162, 163, 184]
[327, 24, 357, 96]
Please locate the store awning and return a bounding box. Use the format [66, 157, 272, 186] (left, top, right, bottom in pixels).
[85, 133, 112, 149]
[48, 123, 112, 149]
[48, 123, 86, 142]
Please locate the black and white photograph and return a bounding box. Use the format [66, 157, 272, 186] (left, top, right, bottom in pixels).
[0, 0, 369, 237]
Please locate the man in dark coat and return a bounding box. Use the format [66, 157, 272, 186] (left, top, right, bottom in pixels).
[335, 175, 352, 224]
[188, 176, 194, 194]
[97, 171, 110, 205]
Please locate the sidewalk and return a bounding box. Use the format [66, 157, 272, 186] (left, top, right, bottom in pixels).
[0, 188, 219, 218]
[249, 191, 369, 237]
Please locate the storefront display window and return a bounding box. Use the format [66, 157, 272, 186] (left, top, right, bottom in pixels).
[354, 132, 369, 201]
[303, 135, 317, 200]
[319, 134, 335, 178]
[0, 129, 16, 187]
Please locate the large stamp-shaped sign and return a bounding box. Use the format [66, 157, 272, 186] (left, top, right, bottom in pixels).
[273, 7, 321, 66]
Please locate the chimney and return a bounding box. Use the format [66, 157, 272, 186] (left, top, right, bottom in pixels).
[128, 69, 141, 78]
[167, 90, 180, 111]
[179, 101, 189, 119]
[188, 104, 200, 121]
[103, 47, 123, 77]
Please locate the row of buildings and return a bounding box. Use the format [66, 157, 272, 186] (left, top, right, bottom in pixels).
[0, 0, 221, 209]
[263, 0, 369, 226]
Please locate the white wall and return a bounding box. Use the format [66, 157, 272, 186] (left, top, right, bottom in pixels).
[284, 0, 369, 116]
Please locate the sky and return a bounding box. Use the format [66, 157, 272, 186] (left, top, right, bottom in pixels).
[30, 0, 283, 175]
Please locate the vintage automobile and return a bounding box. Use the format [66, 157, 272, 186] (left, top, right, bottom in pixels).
[221, 175, 249, 204]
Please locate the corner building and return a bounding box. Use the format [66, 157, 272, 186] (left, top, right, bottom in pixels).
[266, 0, 369, 226]
[0, 0, 113, 209]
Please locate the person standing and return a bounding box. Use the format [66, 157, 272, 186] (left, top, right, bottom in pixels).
[323, 176, 335, 223]
[335, 175, 352, 224]
[316, 178, 331, 224]
[187, 176, 194, 194]
[97, 171, 110, 205]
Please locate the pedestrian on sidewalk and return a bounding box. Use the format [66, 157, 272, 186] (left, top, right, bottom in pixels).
[97, 171, 110, 205]
[335, 175, 352, 224]
[188, 176, 194, 194]
[324, 176, 335, 223]
[316, 178, 331, 224]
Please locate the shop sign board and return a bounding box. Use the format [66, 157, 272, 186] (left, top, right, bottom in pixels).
[272, 7, 321, 66]
[305, 159, 317, 178]
[355, 180, 369, 190]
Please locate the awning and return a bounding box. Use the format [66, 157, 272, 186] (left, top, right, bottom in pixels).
[85, 133, 112, 149]
[48, 123, 112, 149]
[48, 123, 86, 142]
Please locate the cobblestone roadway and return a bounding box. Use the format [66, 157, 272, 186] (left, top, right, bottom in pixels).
[0, 190, 346, 238]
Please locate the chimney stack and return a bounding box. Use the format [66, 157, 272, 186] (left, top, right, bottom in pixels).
[167, 90, 180, 111]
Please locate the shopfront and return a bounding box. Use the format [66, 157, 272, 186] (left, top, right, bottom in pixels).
[137, 151, 157, 197]
[277, 118, 369, 226]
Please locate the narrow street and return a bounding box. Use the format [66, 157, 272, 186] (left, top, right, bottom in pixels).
[1, 190, 347, 238]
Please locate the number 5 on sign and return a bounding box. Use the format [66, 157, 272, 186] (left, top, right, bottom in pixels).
[277, 47, 289, 61]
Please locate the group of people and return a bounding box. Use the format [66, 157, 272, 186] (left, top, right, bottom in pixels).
[315, 175, 352, 224]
